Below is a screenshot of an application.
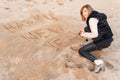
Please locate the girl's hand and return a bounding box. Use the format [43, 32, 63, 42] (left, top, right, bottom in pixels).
[79, 29, 83, 35]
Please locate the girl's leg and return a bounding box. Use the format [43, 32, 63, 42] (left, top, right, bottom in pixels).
[78, 38, 113, 73]
[96, 38, 113, 49]
[78, 38, 113, 62]
[78, 42, 97, 62]
[78, 42, 105, 73]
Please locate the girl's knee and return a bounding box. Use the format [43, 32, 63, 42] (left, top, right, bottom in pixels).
[78, 48, 84, 55]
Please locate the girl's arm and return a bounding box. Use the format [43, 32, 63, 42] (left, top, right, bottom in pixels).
[80, 18, 99, 38]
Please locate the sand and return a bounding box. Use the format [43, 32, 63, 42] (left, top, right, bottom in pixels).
[0, 0, 120, 80]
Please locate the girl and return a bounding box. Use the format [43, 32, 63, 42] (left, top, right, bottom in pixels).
[78, 4, 113, 73]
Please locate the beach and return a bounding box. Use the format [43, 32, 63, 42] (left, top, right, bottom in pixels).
[0, 0, 120, 80]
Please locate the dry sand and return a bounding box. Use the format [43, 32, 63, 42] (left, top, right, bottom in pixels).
[0, 0, 120, 80]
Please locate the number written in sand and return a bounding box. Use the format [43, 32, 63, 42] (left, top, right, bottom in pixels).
[46, 34, 78, 50]
[21, 28, 51, 40]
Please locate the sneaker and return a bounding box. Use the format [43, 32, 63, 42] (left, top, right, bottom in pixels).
[94, 63, 105, 73]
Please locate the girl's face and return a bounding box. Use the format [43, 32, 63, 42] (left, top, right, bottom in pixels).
[82, 7, 89, 20]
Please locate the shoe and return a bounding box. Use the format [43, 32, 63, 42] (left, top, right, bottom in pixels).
[94, 63, 105, 73]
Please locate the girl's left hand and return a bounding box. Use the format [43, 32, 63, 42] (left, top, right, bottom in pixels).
[79, 29, 83, 35]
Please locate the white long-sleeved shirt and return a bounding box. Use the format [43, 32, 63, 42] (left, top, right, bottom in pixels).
[80, 18, 99, 38]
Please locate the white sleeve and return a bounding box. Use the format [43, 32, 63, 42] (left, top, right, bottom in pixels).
[80, 18, 99, 38]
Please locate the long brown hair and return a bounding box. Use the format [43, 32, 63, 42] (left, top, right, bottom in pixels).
[80, 4, 94, 21]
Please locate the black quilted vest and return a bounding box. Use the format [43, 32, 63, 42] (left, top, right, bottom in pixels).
[85, 11, 113, 44]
